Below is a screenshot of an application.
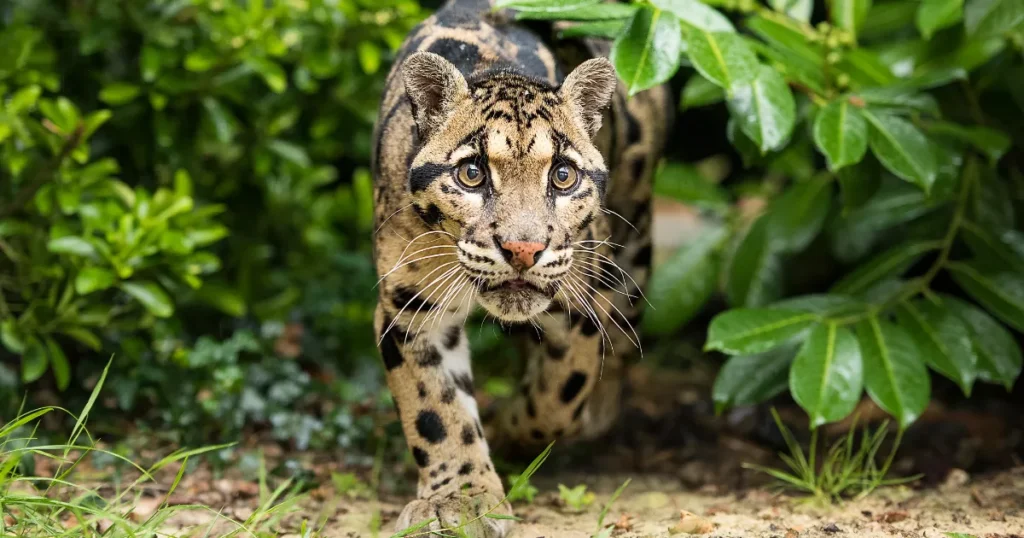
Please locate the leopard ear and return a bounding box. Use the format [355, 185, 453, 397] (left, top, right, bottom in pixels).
[401, 52, 470, 139]
[559, 58, 618, 138]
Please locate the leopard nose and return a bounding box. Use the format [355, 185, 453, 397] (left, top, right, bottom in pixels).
[497, 238, 546, 271]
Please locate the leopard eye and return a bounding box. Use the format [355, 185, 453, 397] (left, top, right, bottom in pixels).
[457, 162, 485, 188]
[550, 163, 578, 190]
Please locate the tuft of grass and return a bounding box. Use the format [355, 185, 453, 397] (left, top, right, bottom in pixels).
[0, 358, 317, 537]
[557, 483, 595, 512]
[743, 408, 920, 504]
[591, 478, 630, 538]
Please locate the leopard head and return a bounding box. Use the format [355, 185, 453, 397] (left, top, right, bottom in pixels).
[401, 52, 616, 322]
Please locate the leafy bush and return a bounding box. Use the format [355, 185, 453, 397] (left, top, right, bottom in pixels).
[505, 0, 1024, 429]
[0, 0, 422, 442]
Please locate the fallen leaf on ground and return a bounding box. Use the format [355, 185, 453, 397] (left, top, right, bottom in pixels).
[875, 510, 909, 523]
[784, 530, 799, 538]
[614, 513, 634, 531]
[668, 510, 713, 534]
[704, 504, 731, 516]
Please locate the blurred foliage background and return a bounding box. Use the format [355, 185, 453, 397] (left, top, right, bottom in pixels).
[1, 0, 1022, 456]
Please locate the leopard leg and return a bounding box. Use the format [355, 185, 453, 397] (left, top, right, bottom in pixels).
[375, 293, 512, 537]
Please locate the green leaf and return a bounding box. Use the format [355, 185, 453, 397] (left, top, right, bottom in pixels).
[558, 20, 626, 38]
[495, 0, 600, 13]
[855, 87, 941, 117]
[727, 65, 797, 153]
[611, 8, 683, 96]
[60, 328, 102, 351]
[960, 221, 1024, 273]
[916, 0, 964, 39]
[770, 0, 813, 22]
[855, 317, 930, 428]
[964, 0, 1024, 38]
[44, 337, 71, 391]
[947, 261, 1024, 332]
[895, 299, 977, 396]
[98, 83, 142, 106]
[713, 343, 797, 413]
[266, 139, 312, 168]
[770, 294, 865, 317]
[120, 281, 174, 318]
[1, 319, 25, 354]
[21, 336, 49, 384]
[47, 236, 97, 258]
[184, 48, 219, 72]
[246, 58, 287, 93]
[921, 121, 1011, 162]
[516, 2, 635, 19]
[862, 110, 938, 192]
[194, 282, 247, 317]
[766, 179, 833, 253]
[202, 98, 238, 143]
[680, 74, 725, 109]
[75, 267, 116, 295]
[813, 100, 869, 172]
[969, 169, 1014, 234]
[837, 156, 882, 212]
[653, 162, 729, 211]
[652, 0, 735, 31]
[790, 323, 863, 428]
[726, 217, 784, 306]
[686, 29, 760, 91]
[832, 240, 942, 295]
[942, 295, 1022, 390]
[645, 226, 728, 335]
[706, 308, 817, 354]
[829, 0, 873, 38]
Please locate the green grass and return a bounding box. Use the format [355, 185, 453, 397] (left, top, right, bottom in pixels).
[743, 408, 919, 504]
[0, 359, 321, 537]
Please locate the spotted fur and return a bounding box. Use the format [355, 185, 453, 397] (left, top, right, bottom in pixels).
[372, 1, 672, 533]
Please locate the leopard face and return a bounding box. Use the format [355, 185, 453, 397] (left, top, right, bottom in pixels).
[401, 52, 617, 322]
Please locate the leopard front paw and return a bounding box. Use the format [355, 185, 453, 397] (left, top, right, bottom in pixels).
[394, 490, 513, 538]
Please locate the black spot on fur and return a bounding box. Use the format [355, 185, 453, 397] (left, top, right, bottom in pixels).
[393, 286, 436, 312]
[427, 38, 480, 76]
[417, 382, 427, 399]
[415, 204, 444, 226]
[453, 373, 474, 395]
[418, 346, 443, 367]
[439, 463, 448, 472]
[633, 244, 653, 269]
[476, 420, 484, 439]
[531, 429, 544, 440]
[379, 319, 404, 371]
[630, 157, 646, 184]
[546, 342, 567, 360]
[413, 447, 430, 467]
[443, 326, 461, 349]
[624, 108, 642, 145]
[561, 371, 587, 403]
[409, 163, 447, 193]
[431, 477, 452, 491]
[526, 397, 537, 418]
[458, 462, 474, 475]
[416, 411, 447, 444]
[554, 428, 564, 438]
[441, 385, 456, 404]
[462, 424, 476, 445]
[580, 315, 600, 336]
[573, 400, 586, 420]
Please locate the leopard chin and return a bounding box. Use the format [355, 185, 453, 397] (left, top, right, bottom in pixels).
[476, 286, 553, 322]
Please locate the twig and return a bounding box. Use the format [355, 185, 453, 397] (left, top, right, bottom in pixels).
[0, 124, 85, 218]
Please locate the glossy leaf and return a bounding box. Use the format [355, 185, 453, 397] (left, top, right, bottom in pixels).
[681, 74, 725, 109]
[855, 87, 941, 117]
[943, 295, 1022, 390]
[726, 217, 784, 307]
[947, 261, 1024, 332]
[790, 323, 863, 428]
[922, 121, 1011, 162]
[653, 162, 730, 211]
[766, 179, 833, 253]
[559, 21, 626, 38]
[745, 14, 822, 66]
[98, 83, 142, 106]
[495, 0, 600, 12]
[837, 157, 881, 212]
[862, 110, 938, 192]
[727, 65, 797, 153]
[22, 336, 49, 384]
[830, 0, 873, 37]
[813, 100, 869, 171]
[120, 281, 174, 318]
[686, 30, 760, 91]
[651, 0, 735, 31]
[713, 343, 797, 413]
[44, 337, 71, 391]
[48, 236, 97, 258]
[611, 8, 684, 96]
[770, 294, 866, 317]
[706, 308, 818, 354]
[964, 0, 1024, 38]
[645, 227, 728, 335]
[770, 0, 813, 22]
[960, 221, 1024, 273]
[515, 2, 635, 19]
[916, 0, 964, 38]
[75, 267, 116, 295]
[855, 317, 930, 428]
[832, 240, 941, 295]
[896, 299, 977, 396]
